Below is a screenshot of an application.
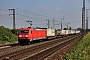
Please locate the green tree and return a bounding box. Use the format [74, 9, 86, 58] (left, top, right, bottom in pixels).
[63, 28, 68, 30]
[11, 29, 19, 35]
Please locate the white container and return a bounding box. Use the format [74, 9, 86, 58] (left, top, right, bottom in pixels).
[70, 30, 75, 34]
[60, 30, 80, 35]
[60, 30, 73, 35]
[47, 28, 55, 36]
[75, 30, 80, 33]
[60, 30, 69, 35]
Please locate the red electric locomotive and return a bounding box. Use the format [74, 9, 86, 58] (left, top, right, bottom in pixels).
[18, 27, 47, 44]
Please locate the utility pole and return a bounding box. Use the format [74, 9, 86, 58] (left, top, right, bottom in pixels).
[67, 25, 68, 30]
[46, 19, 50, 28]
[62, 16, 64, 30]
[82, 0, 85, 35]
[86, 9, 90, 34]
[9, 9, 16, 29]
[26, 20, 32, 27]
[61, 18, 62, 30]
[53, 18, 55, 29]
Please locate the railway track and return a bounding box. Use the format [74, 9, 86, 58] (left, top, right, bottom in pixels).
[0, 39, 57, 57]
[23, 34, 81, 60]
[0, 43, 19, 47]
[0, 38, 57, 56]
[0, 34, 81, 60]
[46, 34, 82, 60]
[0, 43, 19, 50]
[0, 43, 19, 53]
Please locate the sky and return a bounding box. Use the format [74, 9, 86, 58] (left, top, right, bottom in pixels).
[0, 0, 90, 29]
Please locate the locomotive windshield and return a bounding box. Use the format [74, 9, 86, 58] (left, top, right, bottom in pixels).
[20, 30, 29, 33]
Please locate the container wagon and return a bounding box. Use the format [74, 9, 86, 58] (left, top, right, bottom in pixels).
[46, 28, 56, 39]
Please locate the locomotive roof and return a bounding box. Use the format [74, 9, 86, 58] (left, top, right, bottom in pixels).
[20, 27, 46, 30]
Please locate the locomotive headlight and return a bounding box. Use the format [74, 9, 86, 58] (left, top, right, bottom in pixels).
[26, 35, 28, 37]
[19, 35, 22, 37]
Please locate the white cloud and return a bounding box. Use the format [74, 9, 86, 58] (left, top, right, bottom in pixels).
[56, 7, 61, 12]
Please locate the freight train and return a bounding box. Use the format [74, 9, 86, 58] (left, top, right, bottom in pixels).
[18, 27, 80, 44]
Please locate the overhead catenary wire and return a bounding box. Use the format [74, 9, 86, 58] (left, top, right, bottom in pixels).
[0, 0, 87, 29]
[16, 13, 38, 20]
[54, 9, 82, 19]
[0, 0, 53, 19]
[0, 0, 83, 20]
[16, 9, 52, 18]
[16, 13, 49, 21]
[0, 9, 9, 13]
[0, 14, 12, 19]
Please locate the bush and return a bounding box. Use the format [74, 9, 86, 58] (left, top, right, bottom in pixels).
[62, 32, 90, 60]
[0, 26, 18, 44]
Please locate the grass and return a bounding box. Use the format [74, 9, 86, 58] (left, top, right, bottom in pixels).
[62, 32, 90, 60]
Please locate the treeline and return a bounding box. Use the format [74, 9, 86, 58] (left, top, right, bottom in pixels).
[64, 27, 90, 32]
[0, 26, 19, 44]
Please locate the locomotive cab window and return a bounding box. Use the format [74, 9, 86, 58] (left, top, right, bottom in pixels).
[20, 30, 29, 33]
[31, 31, 32, 34]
